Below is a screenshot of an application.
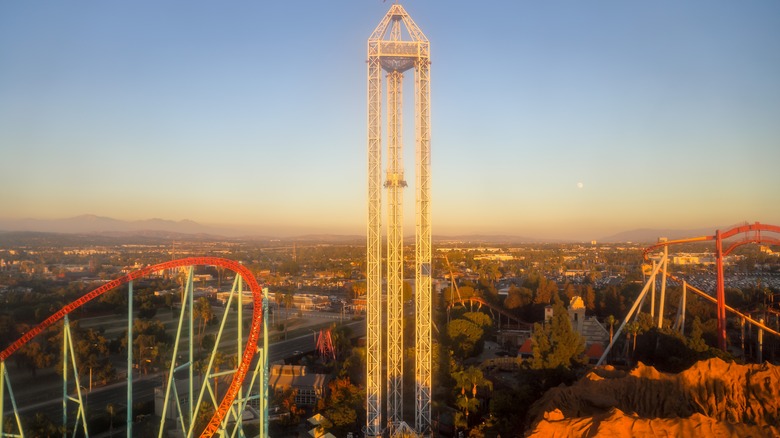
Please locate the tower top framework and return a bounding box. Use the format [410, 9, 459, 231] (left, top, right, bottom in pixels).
[368, 3, 429, 73]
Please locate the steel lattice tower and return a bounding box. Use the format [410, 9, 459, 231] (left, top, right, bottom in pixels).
[366, 4, 431, 437]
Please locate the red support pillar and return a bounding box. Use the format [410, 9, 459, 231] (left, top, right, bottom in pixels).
[715, 230, 727, 350]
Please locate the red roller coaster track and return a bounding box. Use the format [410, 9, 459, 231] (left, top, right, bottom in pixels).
[0, 257, 263, 438]
[642, 222, 780, 350]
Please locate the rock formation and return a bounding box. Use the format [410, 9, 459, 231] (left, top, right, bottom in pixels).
[526, 358, 780, 437]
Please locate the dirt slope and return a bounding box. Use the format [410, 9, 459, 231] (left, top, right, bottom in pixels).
[526, 358, 780, 437]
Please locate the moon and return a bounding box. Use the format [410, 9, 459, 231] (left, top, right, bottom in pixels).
[577, 182, 584, 189]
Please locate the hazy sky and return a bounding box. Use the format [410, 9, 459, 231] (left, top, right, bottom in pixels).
[1, 1, 779, 241]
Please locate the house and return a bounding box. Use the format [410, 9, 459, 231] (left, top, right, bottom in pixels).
[518, 338, 534, 359]
[267, 365, 328, 406]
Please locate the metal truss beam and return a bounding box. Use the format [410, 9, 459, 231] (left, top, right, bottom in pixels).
[366, 33, 384, 438]
[414, 53, 432, 435]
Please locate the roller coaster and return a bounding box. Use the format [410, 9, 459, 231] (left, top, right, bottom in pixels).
[0, 257, 268, 438]
[447, 296, 533, 332]
[599, 222, 780, 365]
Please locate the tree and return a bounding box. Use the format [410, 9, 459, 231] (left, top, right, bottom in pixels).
[447, 318, 484, 359]
[215, 265, 226, 292]
[329, 324, 353, 361]
[282, 292, 294, 339]
[533, 276, 558, 305]
[19, 340, 55, 376]
[176, 268, 189, 301]
[321, 377, 362, 432]
[452, 366, 492, 430]
[137, 292, 157, 319]
[456, 285, 477, 301]
[599, 285, 625, 318]
[350, 281, 366, 299]
[272, 387, 304, 427]
[463, 311, 492, 330]
[626, 321, 640, 360]
[193, 297, 214, 348]
[605, 315, 616, 346]
[478, 263, 501, 287]
[279, 260, 300, 276]
[688, 317, 708, 352]
[531, 303, 585, 369]
[128, 319, 169, 374]
[503, 286, 532, 310]
[24, 413, 62, 437]
[583, 285, 596, 312]
[0, 314, 19, 350]
[283, 292, 294, 317]
[193, 400, 215, 437]
[73, 327, 113, 388]
[99, 289, 127, 314]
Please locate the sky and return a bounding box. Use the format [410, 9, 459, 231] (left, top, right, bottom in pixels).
[1, 1, 779, 241]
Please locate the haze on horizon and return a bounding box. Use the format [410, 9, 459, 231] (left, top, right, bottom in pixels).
[1, 1, 779, 242]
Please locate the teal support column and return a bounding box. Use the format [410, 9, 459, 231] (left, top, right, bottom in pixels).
[158, 272, 193, 438]
[188, 267, 194, 430]
[127, 280, 134, 437]
[237, 273, 243, 426]
[1, 360, 24, 436]
[63, 314, 69, 438]
[262, 289, 269, 438]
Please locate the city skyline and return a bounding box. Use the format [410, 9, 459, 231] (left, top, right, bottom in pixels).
[2, 1, 779, 241]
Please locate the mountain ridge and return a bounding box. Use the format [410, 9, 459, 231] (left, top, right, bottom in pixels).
[0, 215, 732, 243]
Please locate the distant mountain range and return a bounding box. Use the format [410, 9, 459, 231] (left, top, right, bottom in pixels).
[0, 215, 359, 243]
[0, 214, 723, 244]
[0, 214, 233, 237]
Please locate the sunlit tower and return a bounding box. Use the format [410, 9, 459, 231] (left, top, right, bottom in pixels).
[366, 3, 431, 437]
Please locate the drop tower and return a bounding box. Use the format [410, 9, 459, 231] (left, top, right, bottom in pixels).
[366, 3, 431, 437]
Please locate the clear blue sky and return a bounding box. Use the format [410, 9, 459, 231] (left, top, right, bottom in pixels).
[1, 1, 779, 241]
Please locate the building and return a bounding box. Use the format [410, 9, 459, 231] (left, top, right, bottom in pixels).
[523, 297, 609, 362]
[567, 296, 609, 362]
[267, 364, 328, 407]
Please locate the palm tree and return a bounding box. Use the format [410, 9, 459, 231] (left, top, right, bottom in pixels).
[274, 290, 284, 317]
[606, 315, 616, 345]
[211, 351, 225, 395]
[193, 297, 213, 350]
[283, 291, 294, 315]
[452, 366, 493, 429]
[176, 268, 188, 301]
[215, 265, 226, 292]
[626, 322, 640, 361]
[282, 292, 295, 339]
[605, 315, 616, 362]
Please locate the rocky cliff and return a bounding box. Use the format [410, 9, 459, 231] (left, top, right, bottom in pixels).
[526, 358, 780, 437]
